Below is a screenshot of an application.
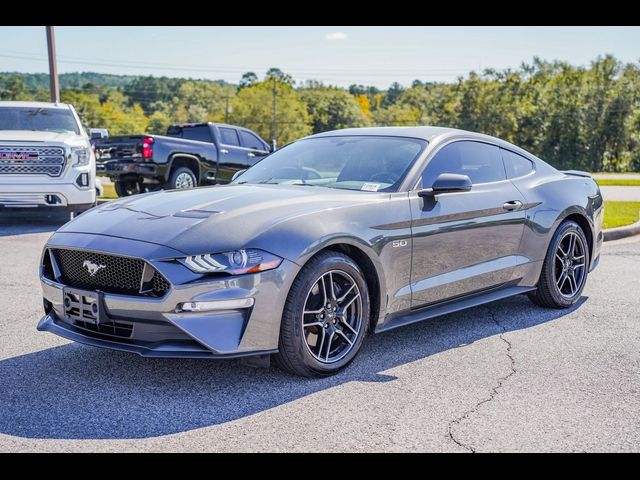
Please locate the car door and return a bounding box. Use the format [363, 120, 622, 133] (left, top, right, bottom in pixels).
[216, 126, 248, 183]
[239, 129, 270, 167]
[409, 140, 526, 307]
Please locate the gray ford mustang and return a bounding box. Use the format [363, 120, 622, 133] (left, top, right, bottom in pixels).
[38, 127, 603, 377]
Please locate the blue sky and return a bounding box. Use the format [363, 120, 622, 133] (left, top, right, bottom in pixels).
[1, 26, 638, 88]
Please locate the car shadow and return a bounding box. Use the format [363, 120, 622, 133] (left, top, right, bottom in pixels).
[0, 295, 587, 440]
[0, 211, 69, 237]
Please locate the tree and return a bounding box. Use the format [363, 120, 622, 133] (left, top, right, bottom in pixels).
[265, 68, 294, 86]
[231, 80, 311, 145]
[171, 81, 233, 122]
[300, 86, 369, 133]
[239, 72, 258, 90]
[123, 76, 183, 114]
[382, 82, 405, 107]
[147, 111, 172, 134]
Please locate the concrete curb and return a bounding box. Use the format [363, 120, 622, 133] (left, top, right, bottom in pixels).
[603, 218, 640, 242]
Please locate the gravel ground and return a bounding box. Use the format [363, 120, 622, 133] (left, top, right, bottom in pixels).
[0, 213, 639, 452]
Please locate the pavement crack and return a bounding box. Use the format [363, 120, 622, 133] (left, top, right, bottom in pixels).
[447, 305, 517, 453]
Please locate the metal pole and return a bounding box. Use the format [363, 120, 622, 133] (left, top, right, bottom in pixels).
[225, 96, 231, 123]
[271, 76, 277, 150]
[46, 26, 60, 103]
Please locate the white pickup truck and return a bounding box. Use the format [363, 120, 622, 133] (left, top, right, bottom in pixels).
[0, 101, 96, 215]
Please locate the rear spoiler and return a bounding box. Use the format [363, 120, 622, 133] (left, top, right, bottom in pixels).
[561, 170, 592, 179]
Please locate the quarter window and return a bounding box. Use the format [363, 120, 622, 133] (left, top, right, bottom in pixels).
[501, 148, 534, 178]
[219, 127, 240, 146]
[422, 141, 506, 187]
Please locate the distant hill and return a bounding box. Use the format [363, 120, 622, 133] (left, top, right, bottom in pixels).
[0, 72, 234, 90]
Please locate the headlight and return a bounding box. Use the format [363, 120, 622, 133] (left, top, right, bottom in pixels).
[180, 249, 282, 275]
[72, 146, 90, 166]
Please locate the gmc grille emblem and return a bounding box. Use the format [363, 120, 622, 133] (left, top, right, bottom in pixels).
[82, 260, 106, 276]
[0, 151, 39, 160]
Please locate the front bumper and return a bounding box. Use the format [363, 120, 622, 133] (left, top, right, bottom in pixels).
[39, 233, 300, 358]
[0, 172, 95, 208]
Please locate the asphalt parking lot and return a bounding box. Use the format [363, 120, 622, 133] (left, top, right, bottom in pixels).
[0, 212, 639, 452]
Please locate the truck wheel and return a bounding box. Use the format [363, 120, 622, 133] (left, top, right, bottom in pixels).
[168, 167, 197, 190]
[114, 180, 142, 197]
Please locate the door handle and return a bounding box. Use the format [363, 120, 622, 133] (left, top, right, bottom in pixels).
[503, 200, 523, 211]
[247, 152, 255, 158]
[220, 149, 229, 154]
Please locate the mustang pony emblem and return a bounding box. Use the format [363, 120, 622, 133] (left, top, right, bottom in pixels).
[82, 260, 106, 276]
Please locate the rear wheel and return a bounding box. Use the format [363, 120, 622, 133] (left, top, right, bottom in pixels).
[274, 251, 370, 377]
[167, 167, 197, 190]
[114, 180, 142, 197]
[528, 220, 589, 308]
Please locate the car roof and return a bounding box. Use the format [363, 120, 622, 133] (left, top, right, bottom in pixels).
[0, 101, 71, 109]
[309, 126, 510, 143]
[176, 122, 255, 132]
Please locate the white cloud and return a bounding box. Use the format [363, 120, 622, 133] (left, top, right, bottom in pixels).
[325, 32, 347, 41]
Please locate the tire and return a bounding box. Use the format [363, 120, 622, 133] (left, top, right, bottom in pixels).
[114, 180, 142, 197]
[167, 167, 197, 190]
[274, 251, 370, 377]
[528, 220, 590, 309]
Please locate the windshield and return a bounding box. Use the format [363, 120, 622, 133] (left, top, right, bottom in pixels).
[233, 135, 427, 192]
[0, 107, 80, 134]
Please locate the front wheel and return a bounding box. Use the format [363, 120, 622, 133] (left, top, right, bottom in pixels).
[528, 220, 589, 308]
[274, 251, 370, 377]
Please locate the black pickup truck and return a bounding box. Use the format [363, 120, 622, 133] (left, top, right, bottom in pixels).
[95, 122, 271, 196]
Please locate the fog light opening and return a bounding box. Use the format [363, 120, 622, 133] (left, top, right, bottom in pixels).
[177, 298, 255, 312]
[75, 173, 89, 187]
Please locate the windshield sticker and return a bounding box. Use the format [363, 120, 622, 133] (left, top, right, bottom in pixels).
[361, 183, 381, 192]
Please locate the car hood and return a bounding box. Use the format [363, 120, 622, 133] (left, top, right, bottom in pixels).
[59, 184, 380, 256]
[0, 130, 81, 144]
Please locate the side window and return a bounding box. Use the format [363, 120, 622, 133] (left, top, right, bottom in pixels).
[219, 127, 240, 146]
[422, 141, 505, 187]
[240, 131, 266, 151]
[180, 125, 212, 143]
[501, 148, 534, 178]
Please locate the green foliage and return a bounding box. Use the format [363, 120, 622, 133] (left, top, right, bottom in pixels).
[595, 178, 640, 186]
[3, 57, 640, 172]
[230, 79, 311, 145]
[602, 201, 640, 229]
[147, 111, 172, 134]
[300, 86, 369, 133]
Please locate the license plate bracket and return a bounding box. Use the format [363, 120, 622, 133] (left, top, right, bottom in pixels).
[63, 287, 104, 324]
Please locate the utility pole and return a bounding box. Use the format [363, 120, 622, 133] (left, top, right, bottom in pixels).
[271, 76, 277, 151]
[224, 96, 231, 123]
[46, 26, 60, 103]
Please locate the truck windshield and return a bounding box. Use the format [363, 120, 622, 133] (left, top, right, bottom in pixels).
[232, 135, 427, 192]
[0, 107, 80, 134]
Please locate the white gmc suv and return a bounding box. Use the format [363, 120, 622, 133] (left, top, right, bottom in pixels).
[0, 101, 96, 215]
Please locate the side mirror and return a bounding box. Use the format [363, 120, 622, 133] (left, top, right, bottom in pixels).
[418, 173, 472, 197]
[89, 128, 109, 140]
[231, 169, 247, 182]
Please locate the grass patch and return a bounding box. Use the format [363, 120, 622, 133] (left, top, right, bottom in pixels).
[99, 181, 118, 199]
[603, 201, 640, 229]
[596, 178, 640, 187]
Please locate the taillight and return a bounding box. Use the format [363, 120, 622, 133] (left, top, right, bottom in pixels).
[141, 137, 154, 159]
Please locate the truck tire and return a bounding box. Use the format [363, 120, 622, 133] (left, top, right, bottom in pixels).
[167, 167, 197, 190]
[114, 180, 142, 197]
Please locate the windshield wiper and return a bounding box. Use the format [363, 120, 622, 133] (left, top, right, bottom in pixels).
[290, 183, 319, 187]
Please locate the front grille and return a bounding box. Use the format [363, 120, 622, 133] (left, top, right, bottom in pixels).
[0, 146, 66, 177]
[51, 248, 170, 297]
[74, 319, 134, 339]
